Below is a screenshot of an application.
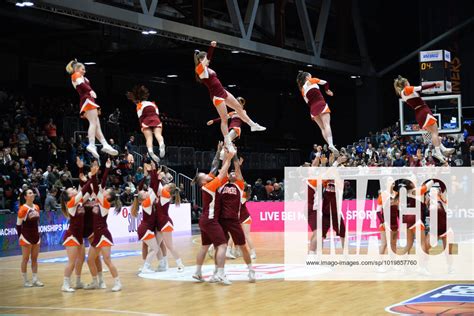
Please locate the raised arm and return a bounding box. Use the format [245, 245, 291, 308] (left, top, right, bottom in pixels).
[101, 158, 111, 188]
[232, 155, 244, 181]
[308, 77, 329, 91]
[207, 117, 222, 126]
[209, 141, 224, 176]
[217, 151, 234, 181]
[149, 168, 159, 194]
[207, 41, 216, 62]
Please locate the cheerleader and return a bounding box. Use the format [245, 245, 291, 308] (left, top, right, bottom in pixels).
[126, 85, 165, 163]
[85, 159, 122, 291]
[194, 41, 266, 152]
[297, 71, 339, 157]
[65, 59, 118, 159]
[400, 180, 434, 255]
[393, 76, 454, 163]
[217, 155, 256, 282]
[73, 159, 105, 289]
[423, 181, 453, 273]
[207, 97, 245, 159]
[59, 166, 97, 292]
[192, 142, 234, 284]
[17, 189, 44, 287]
[133, 162, 164, 273]
[155, 179, 185, 272]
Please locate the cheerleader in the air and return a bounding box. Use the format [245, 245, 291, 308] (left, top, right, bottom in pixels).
[65, 59, 118, 159]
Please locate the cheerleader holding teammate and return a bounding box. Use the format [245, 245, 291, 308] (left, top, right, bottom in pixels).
[65, 59, 118, 159]
[132, 162, 164, 273]
[85, 159, 122, 291]
[192, 142, 234, 284]
[297, 71, 339, 156]
[73, 158, 104, 289]
[17, 189, 44, 287]
[126, 85, 166, 163]
[393, 76, 454, 163]
[194, 41, 266, 152]
[60, 165, 98, 292]
[155, 173, 185, 272]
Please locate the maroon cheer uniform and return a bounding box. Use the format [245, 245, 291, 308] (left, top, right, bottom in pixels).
[17, 204, 41, 246]
[195, 45, 228, 106]
[136, 101, 162, 132]
[300, 77, 331, 118]
[71, 72, 100, 118]
[218, 179, 246, 246]
[199, 176, 227, 247]
[400, 83, 438, 129]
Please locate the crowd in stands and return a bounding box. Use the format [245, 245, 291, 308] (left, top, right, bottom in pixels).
[1, 90, 473, 212]
[307, 122, 473, 167]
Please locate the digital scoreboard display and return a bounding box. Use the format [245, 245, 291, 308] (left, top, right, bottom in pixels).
[419, 50, 452, 93]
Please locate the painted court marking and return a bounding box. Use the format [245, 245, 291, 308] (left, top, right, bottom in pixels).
[139, 263, 331, 282]
[0, 306, 163, 315]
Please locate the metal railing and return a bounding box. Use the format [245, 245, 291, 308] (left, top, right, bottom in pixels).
[177, 173, 194, 204]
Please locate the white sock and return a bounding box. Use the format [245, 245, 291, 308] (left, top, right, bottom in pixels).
[100, 139, 108, 146]
[195, 265, 202, 275]
[92, 276, 98, 284]
[247, 119, 256, 126]
[224, 135, 232, 144]
[76, 275, 81, 284]
[327, 137, 334, 147]
[88, 137, 95, 147]
[98, 272, 103, 283]
[434, 147, 442, 155]
[162, 256, 168, 263]
[147, 147, 154, 155]
[22, 273, 27, 282]
[247, 264, 253, 270]
[63, 277, 70, 286]
[32, 273, 38, 282]
[176, 258, 183, 266]
[217, 268, 225, 276]
[114, 277, 120, 283]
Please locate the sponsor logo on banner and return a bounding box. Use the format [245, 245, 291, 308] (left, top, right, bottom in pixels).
[138, 264, 332, 282]
[386, 284, 474, 314]
[444, 50, 451, 62]
[39, 250, 142, 263]
[420, 50, 443, 62]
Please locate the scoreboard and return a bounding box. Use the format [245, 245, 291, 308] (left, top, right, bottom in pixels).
[419, 50, 452, 94]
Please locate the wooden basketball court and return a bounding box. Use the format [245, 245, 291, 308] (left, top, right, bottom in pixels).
[0, 232, 466, 315]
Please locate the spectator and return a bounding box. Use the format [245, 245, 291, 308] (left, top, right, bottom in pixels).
[109, 138, 120, 153]
[264, 180, 274, 197]
[309, 144, 319, 162]
[120, 187, 134, 206]
[393, 152, 406, 167]
[160, 166, 173, 184]
[47, 165, 59, 187]
[44, 187, 59, 211]
[178, 183, 188, 203]
[54, 173, 73, 190]
[44, 118, 57, 143]
[126, 135, 135, 153]
[269, 183, 284, 201]
[121, 176, 136, 193]
[134, 167, 144, 183]
[252, 178, 267, 201]
[108, 108, 121, 126]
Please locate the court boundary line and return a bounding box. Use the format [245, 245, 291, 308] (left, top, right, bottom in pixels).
[0, 305, 164, 316]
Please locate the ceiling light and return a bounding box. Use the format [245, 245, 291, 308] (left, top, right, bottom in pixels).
[84, 62, 96, 65]
[16, 2, 25, 7]
[23, 1, 34, 6]
[228, 84, 237, 88]
[148, 30, 157, 34]
[167, 74, 178, 78]
[142, 31, 149, 35]
[307, 64, 313, 67]
[231, 50, 240, 54]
